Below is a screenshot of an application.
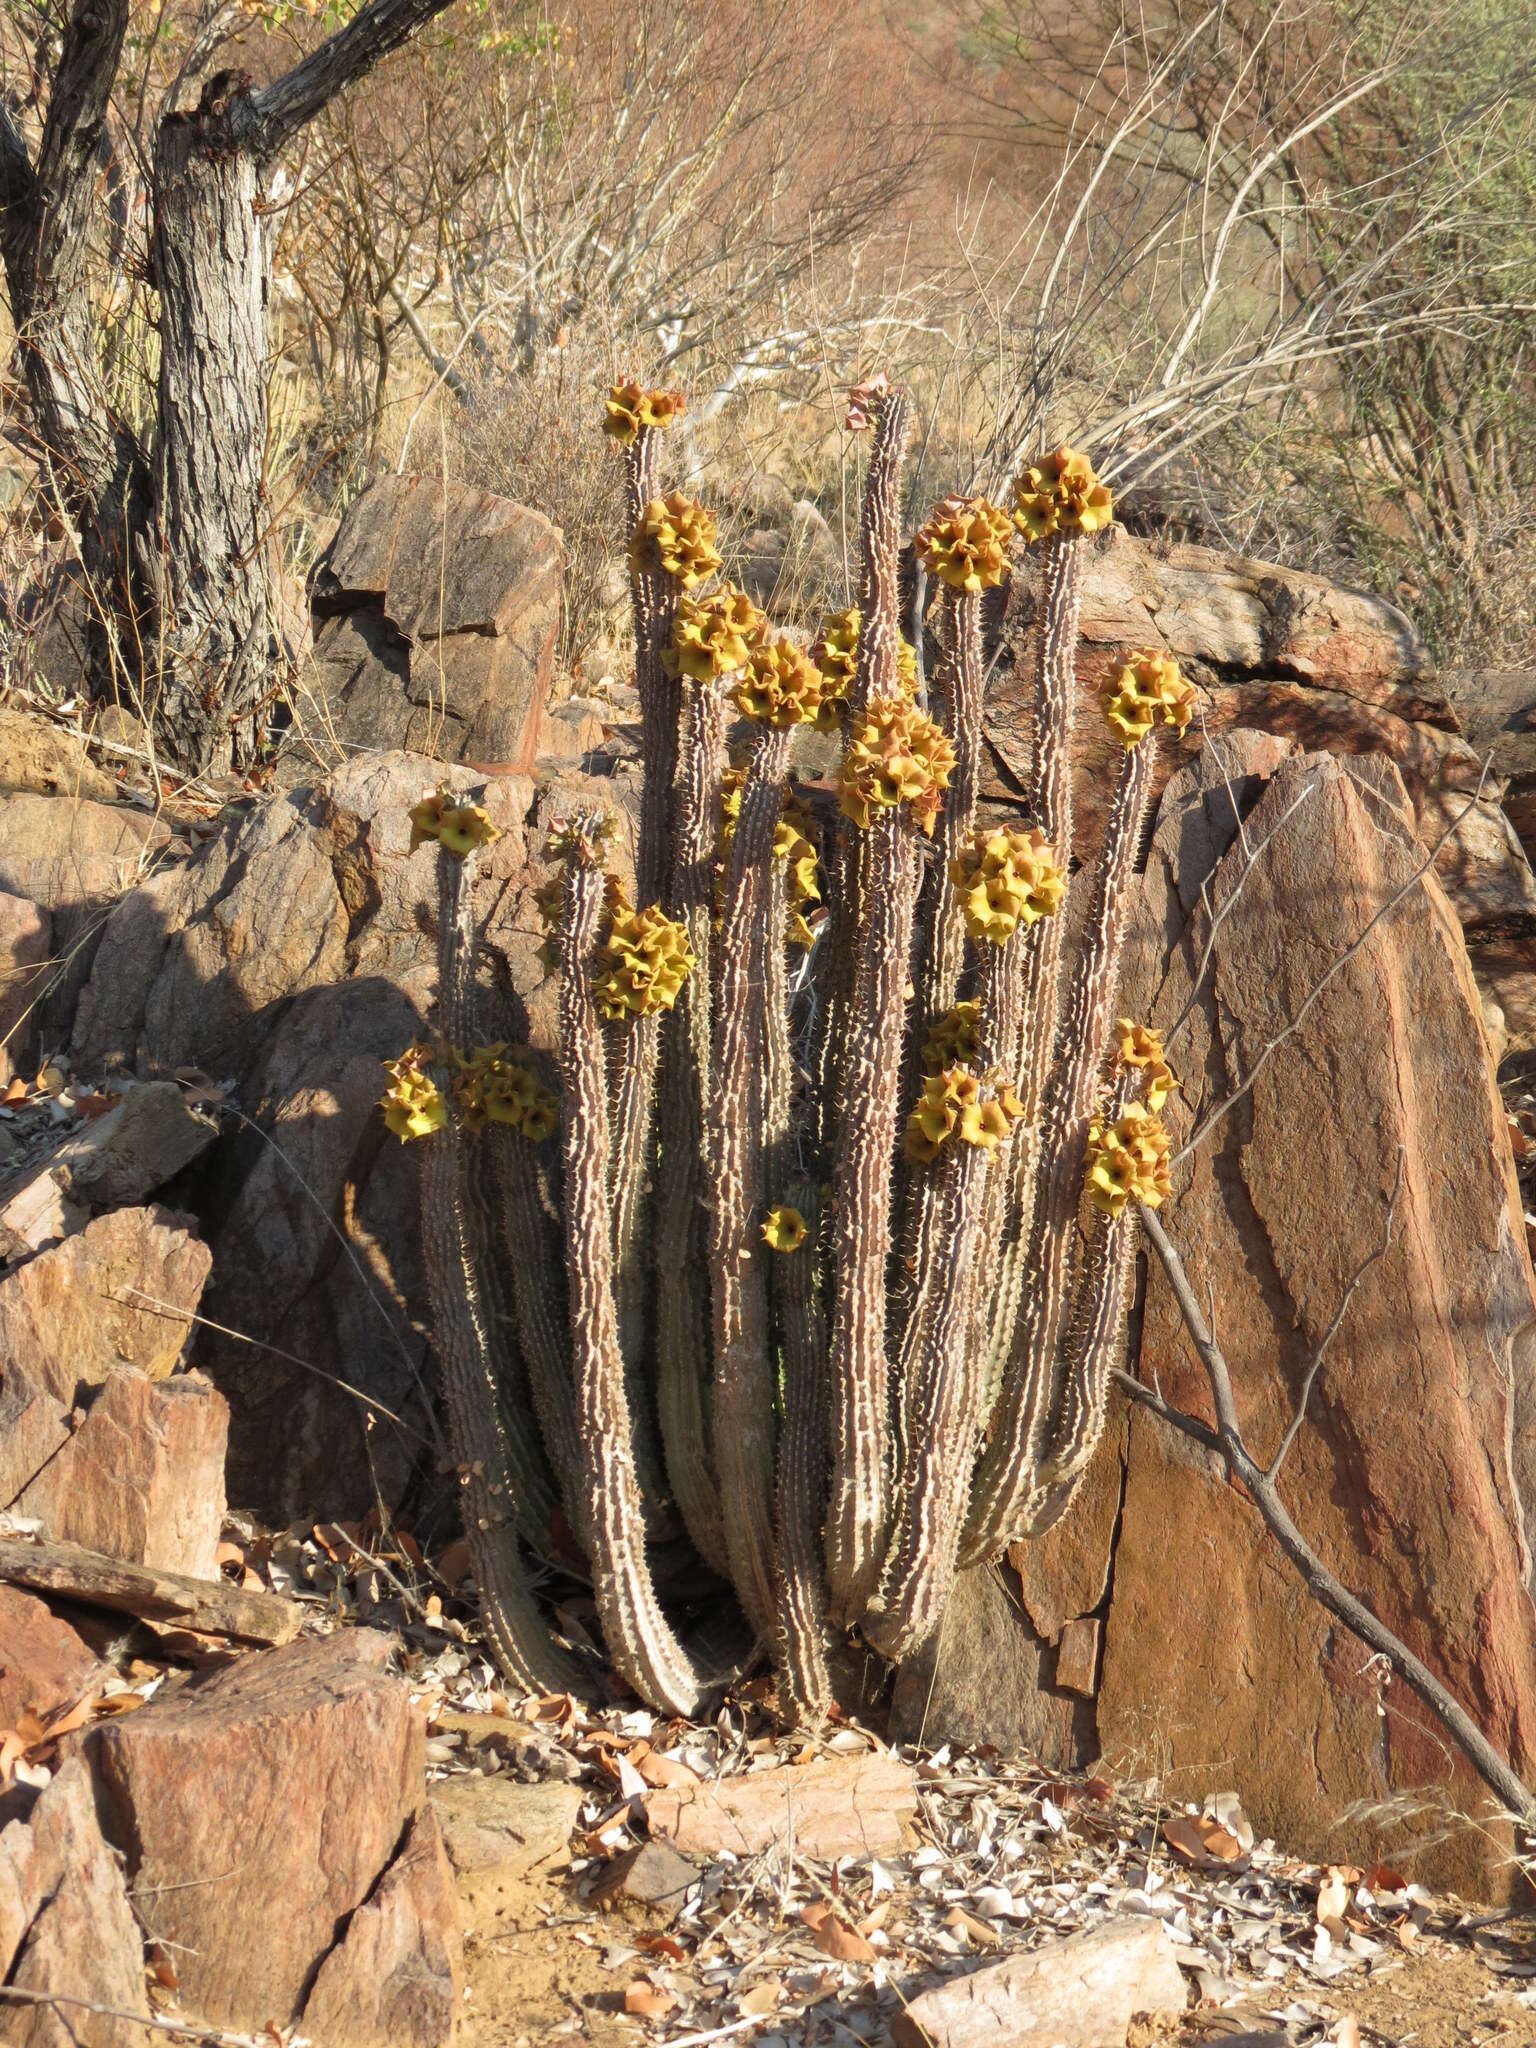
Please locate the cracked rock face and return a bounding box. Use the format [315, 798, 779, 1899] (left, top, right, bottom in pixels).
[86, 1629, 459, 2037]
[923, 739, 1536, 1901]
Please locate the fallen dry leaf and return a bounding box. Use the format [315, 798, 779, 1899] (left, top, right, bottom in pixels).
[1317, 1867, 1351, 1931]
[801, 1901, 876, 1964]
[739, 1982, 782, 2017]
[629, 1741, 701, 1791]
[1332, 2019, 1361, 2048]
[944, 1906, 1003, 1950]
[1162, 1813, 1246, 1869]
[623, 1981, 679, 2019]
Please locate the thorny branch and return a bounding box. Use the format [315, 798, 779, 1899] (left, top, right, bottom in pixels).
[1117, 1197, 1536, 1830]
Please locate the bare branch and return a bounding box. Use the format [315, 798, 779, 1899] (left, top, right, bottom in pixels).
[244, 0, 458, 161]
[1124, 1204, 1536, 1829]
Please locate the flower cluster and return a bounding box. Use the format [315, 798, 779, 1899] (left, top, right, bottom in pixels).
[950, 825, 1066, 943]
[1084, 1101, 1172, 1214]
[905, 1066, 1024, 1165]
[409, 789, 500, 858]
[381, 1044, 447, 1143]
[1114, 1017, 1180, 1113]
[776, 797, 822, 947]
[1101, 651, 1196, 749]
[808, 607, 918, 727]
[630, 492, 722, 588]
[733, 637, 828, 728]
[838, 696, 955, 836]
[1011, 447, 1113, 544]
[914, 496, 1014, 593]
[761, 1205, 809, 1253]
[454, 1045, 559, 1141]
[594, 888, 697, 1020]
[604, 380, 686, 443]
[843, 372, 890, 432]
[667, 589, 765, 683]
[921, 999, 982, 1074]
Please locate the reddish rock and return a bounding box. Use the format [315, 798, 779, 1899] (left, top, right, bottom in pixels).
[0, 1758, 148, 2044]
[88, 1629, 424, 2029]
[0, 891, 49, 1088]
[0, 1363, 68, 1510]
[646, 1752, 917, 1861]
[300, 1805, 463, 2048]
[308, 474, 564, 774]
[1101, 746, 1536, 1898]
[17, 1369, 228, 1578]
[70, 797, 348, 1076]
[890, 1562, 1084, 1760]
[0, 1205, 211, 1405]
[0, 792, 172, 1044]
[0, 1587, 108, 1729]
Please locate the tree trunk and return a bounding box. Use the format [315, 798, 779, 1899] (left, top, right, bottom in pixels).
[150, 104, 276, 775]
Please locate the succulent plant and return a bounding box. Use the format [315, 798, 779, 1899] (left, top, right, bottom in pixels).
[386, 376, 1195, 1722]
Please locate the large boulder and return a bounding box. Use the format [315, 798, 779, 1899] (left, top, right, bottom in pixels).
[305, 472, 564, 774]
[921, 739, 1536, 1899]
[86, 1629, 455, 2036]
[0, 892, 49, 1088]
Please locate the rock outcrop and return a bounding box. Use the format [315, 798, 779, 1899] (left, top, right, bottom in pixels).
[305, 472, 564, 774]
[16, 1368, 228, 1578]
[87, 1629, 456, 2035]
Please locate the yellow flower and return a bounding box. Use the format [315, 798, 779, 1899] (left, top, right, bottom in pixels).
[630, 491, 722, 588]
[914, 496, 1014, 593]
[667, 589, 765, 683]
[905, 1066, 1024, 1164]
[454, 1045, 560, 1140]
[1114, 1017, 1181, 1112]
[922, 1000, 982, 1074]
[733, 637, 827, 728]
[950, 825, 1066, 943]
[1011, 446, 1114, 545]
[409, 788, 500, 857]
[1100, 650, 1195, 750]
[595, 900, 696, 1020]
[1084, 1101, 1173, 1214]
[838, 696, 956, 836]
[604, 379, 686, 443]
[381, 1045, 447, 1143]
[762, 1205, 809, 1252]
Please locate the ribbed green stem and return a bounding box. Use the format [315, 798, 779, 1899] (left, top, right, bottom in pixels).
[423, 844, 584, 1695]
[707, 726, 793, 1640]
[963, 730, 1156, 1564]
[558, 834, 709, 1714]
[656, 679, 728, 1561]
[773, 1179, 833, 1724]
[824, 805, 923, 1626]
[492, 1129, 586, 1545]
